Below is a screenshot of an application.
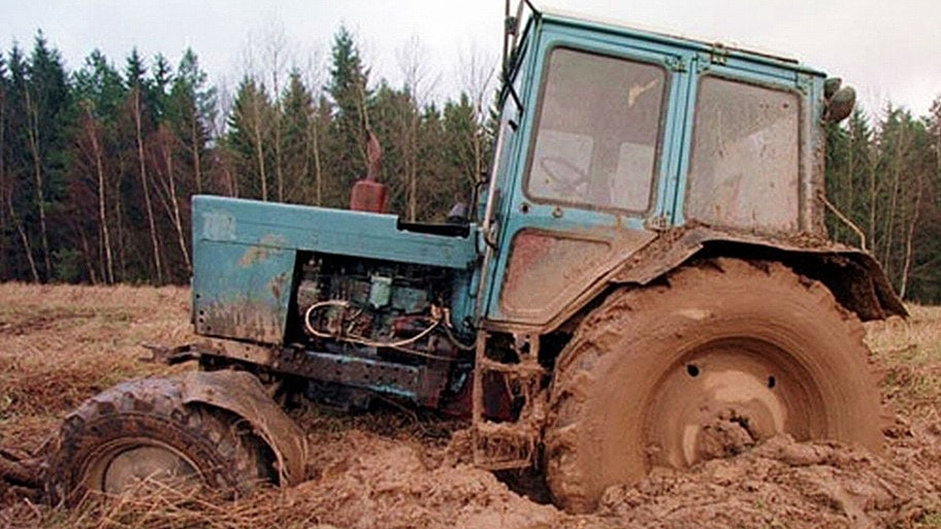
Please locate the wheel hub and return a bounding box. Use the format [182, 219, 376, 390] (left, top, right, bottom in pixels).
[645, 341, 814, 470]
[100, 444, 198, 494]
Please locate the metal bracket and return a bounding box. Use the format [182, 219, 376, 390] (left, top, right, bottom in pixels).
[471, 332, 546, 470]
[645, 215, 670, 231]
[709, 44, 729, 66]
[141, 343, 199, 365]
[665, 56, 687, 72]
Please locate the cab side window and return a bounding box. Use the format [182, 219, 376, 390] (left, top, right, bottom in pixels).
[686, 77, 801, 231]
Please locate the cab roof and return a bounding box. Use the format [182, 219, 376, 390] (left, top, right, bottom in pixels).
[533, 5, 825, 76]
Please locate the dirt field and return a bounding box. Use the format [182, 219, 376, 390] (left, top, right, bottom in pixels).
[0, 282, 939, 528]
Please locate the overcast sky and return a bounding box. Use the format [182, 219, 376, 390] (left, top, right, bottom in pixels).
[3, 0, 939, 117]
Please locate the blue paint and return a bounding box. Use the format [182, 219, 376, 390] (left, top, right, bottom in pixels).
[192, 195, 479, 343]
[194, 196, 478, 269]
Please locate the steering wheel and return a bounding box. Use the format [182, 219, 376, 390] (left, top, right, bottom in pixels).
[539, 156, 590, 196]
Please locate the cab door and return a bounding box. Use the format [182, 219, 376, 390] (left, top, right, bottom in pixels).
[481, 21, 693, 328]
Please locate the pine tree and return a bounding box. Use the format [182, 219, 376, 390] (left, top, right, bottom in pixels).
[4, 44, 40, 282]
[167, 49, 215, 194]
[0, 56, 8, 279]
[280, 70, 316, 204]
[225, 77, 273, 200]
[124, 49, 164, 283]
[24, 33, 71, 281]
[326, 26, 371, 207]
[70, 50, 126, 283]
[368, 81, 411, 215]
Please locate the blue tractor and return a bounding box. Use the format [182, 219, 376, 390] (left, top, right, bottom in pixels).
[43, 4, 904, 512]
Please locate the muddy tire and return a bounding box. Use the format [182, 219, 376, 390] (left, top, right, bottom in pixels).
[46, 376, 273, 506]
[543, 258, 883, 513]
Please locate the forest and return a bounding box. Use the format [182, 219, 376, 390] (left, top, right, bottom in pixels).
[0, 29, 939, 303]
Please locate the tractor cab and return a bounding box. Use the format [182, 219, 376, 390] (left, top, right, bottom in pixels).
[475, 6, 848, 329]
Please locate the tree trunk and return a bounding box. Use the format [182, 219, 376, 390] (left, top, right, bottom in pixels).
[312, 118, 322, 206]
[77, 224, 98, 285]
[410, 111, 419, 221]
[162, 134, 192, 273]
[899, 169, 923, 299]
[114, 169, 127, 281]
[881, 124, 905, 283]
[132, 87, 164, 284]
[85, 108, 114, 284]
[274, 83, 284, 203]
[0, 91, 6, 279]
[23, 88, 52, 280]
[250, 90, 268, 201]
[190, 110, 203, 194]
[7, 193, 39, 283]
[868, 158, 877, 247]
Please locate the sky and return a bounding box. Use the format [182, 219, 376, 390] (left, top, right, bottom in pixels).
[2, 0, 939, 117]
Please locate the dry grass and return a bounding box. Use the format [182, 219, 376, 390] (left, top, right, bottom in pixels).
[3, 480, 340, 529]
[867, 306, 941, 422]
[0, 283, 190, 450]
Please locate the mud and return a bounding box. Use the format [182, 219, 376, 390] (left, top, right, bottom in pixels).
[598, 433, 940, 528]
[187, 420, 938, 529]
[287, 429, 560, 529]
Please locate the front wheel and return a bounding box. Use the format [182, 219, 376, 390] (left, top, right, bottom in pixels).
[543, 258, 884, 513]
[46, 375, 274, 506]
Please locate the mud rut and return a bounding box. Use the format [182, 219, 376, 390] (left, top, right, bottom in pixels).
[0, 284, 939, 528]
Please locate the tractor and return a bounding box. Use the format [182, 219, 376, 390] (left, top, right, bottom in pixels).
[19, 3, 906, 514]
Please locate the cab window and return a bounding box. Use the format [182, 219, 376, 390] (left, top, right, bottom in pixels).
[526, 48, 666, 212]
[686, 77, 801, 231]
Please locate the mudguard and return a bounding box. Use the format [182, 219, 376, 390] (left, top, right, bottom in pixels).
[611, 226, 907, 321]
[179, 370, 308, 485]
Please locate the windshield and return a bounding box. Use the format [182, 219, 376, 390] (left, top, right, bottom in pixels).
[525, 48, 666, 212]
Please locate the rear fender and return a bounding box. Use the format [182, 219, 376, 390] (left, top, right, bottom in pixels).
[179, 370, 308, 485]
[610, 227, 906, 321]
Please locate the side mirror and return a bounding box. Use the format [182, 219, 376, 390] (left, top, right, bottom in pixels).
[824, 77, 842, 100]
[824, 78, 855, 123]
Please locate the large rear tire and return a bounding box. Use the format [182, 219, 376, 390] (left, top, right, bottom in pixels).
[543, 258, 883, 513]
[46, 376, 273, 506]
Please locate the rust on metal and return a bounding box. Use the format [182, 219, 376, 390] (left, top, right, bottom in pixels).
[184, 339, 456, 409]
[350, 130, 388, 213]
[238, 234, 288, 268]
[471, 331, 547, 470]
[197, 299, 286, 345]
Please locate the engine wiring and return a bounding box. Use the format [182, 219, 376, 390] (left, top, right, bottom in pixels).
[303, 300, 475, 360]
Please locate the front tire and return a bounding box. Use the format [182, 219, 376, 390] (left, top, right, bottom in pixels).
[46, 375, 273, 506]
[543, 258, 883, 513]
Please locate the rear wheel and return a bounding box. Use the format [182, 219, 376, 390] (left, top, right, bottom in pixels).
[543, 258, 883, 513]
[47, 376, 273, 506]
